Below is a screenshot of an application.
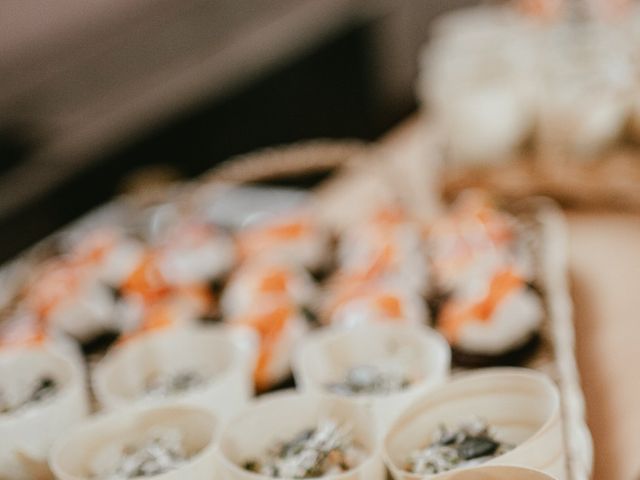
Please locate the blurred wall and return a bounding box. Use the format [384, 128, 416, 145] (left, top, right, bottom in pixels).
[0, 0, 477, 261]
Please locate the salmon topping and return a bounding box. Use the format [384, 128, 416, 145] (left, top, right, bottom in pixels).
[438, 269, 523, 342]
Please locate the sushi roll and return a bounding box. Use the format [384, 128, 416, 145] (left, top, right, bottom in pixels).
[227, 298, 307, 391]
[23, 258, 116, 342]
[154, 220, 236, 284]
[119, 249, 215, 325]
[0, 308, 86, 372]
[0, 346, 89, 479]
[64, 226, 144, 288]
[236, 211, 329, 271]
[116, 288, 212, 343]
[428, 191, 534, 294]
[337, 205, 430, 294]
[323, 280, 429, 328]
[221, 259, 317, 318]
[436, 268, 543, 366]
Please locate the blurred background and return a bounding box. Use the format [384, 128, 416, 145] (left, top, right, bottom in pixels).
[0, 0, 476, 261]
[3, 1, 640, 478]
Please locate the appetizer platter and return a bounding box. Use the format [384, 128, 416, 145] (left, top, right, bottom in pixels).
[0, 139, 591, 480]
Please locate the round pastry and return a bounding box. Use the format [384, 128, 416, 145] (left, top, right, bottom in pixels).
[221, 259, 317, 318]
[235, 211, 329, 271]
[0, 346, 89, 479]
[226, 298, 308, 391]
[436, 268, 543, 366]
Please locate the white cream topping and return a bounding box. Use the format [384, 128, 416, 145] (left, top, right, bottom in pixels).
[159, 234, 235, 284]
[338, 224, 430, 294]
[48, 282, 116, 341]
[330, 290, 428, 328]
[455, 287, 543, 355]
[221, 262, 316, 318]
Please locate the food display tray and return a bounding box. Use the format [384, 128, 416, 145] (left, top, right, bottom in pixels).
[0, 139, 592, 480]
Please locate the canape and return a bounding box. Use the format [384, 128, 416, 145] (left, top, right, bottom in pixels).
[323, 281, 429, 328]
[428, 191, 534, 295]
[153, 220, 236, 284]
[336, 206, 430, 294]
[221, 259, 317, 318]
[293, 324, 450, 437]
[383, 368, 564, 479]
[50, 404, 218, 480]
[23, 258, 117, 342]
[226, 299, 308, 391]
[0, 346, 89, 479]
[435, 268, 544, 366]
[93, 325, 257, 419]
[236, 212, 329, 272]
[217, 392, 385, 480]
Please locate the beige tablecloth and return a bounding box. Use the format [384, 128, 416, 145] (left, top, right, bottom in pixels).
[569, 212, 640, 480]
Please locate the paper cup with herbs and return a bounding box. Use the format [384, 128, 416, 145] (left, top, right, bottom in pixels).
[0, 345, 89, 479]
[383, 368, 565, 480]
[50, 404, 218, 480]
[93, 325, 257, 420]
[437, 465, 558, 480]
[293, 324, 451, 438]
[217, 392, 386, 480]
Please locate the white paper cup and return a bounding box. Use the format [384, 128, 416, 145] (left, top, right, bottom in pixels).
[93, 325, 257, 421]
[293, 324, 450, 438]
[50, 404, 218, 480]
[437, 465, 558, 480]
[217, 392, 386, 480]
[0, 346, 89, 480]
[383, 368, 565, 480]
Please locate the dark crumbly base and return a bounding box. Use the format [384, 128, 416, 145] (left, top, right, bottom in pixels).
[80, 330, 120, 357]
[259, 374, 296, 394]
[451, 333, 541, 368]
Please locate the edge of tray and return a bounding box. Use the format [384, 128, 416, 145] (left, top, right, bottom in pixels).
[535, 198, 593, 480]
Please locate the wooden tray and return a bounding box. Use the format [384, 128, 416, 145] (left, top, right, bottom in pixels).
[443, 146, 640, 213]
